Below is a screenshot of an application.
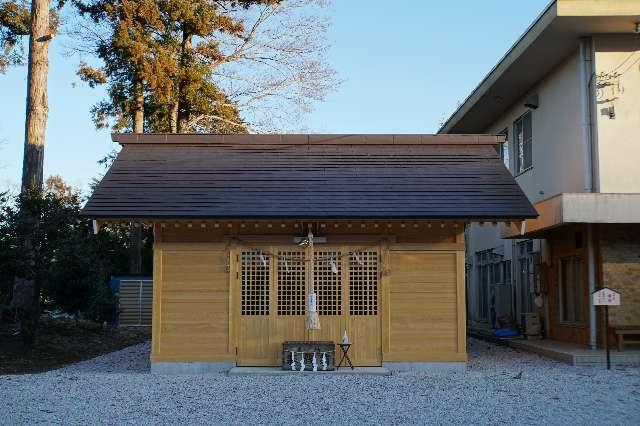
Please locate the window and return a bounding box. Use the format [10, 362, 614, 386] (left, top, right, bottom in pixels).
[476, 252, 489, 320]
[516, 240, 535, 314]
[314, 251, 342, 315]
[559, 257, 584, 325]
[513, 111, 532, 174]
[476, 249, 510, 319]
[241, 251, 270, 316]
[349, 251, 378, 316]
[277, 251, 305, 316]
[491, 259, 511, 286]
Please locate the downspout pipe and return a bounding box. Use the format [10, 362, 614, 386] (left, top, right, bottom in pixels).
[579, 37, 597, 350]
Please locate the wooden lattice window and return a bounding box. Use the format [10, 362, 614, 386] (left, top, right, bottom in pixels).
[314, 251, 342, 315]
[349, 251, 378, 316]
[241, 251, 270, 316]
[277, 251, 306, 316]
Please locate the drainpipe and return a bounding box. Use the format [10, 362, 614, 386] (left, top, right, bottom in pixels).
[579, 37, 597, 350]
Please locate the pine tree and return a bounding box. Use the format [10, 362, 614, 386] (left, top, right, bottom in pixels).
[74, 0, 172, 132]
[158, 0, 269, 133]
[74, 1, 338, 134]
[74, 0, 259, 133]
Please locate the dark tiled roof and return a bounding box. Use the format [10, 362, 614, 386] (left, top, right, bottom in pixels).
[82, 134, 537, 220]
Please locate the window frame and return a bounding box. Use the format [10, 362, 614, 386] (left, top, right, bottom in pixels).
[513, 111, 533, 175]
[476, 251, 489, 321]
[498, 127, 510, 172]
[475, 249, 511, 321]
[516, 240, 535, 314]
[558, 256, 585, 327]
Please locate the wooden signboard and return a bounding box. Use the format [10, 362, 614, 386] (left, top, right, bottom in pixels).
[592, 287, 621, 370]
[593, 288, 621, 306]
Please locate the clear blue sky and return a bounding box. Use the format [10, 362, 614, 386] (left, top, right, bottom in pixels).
[0, 0, 549, 192]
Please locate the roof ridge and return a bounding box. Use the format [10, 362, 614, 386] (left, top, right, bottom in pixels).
[111, 134, 504, 145]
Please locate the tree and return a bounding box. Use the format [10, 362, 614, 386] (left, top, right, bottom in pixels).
[73, 0, 174, 132]
[207, 0, 338, 132]
[21, 0, 51, 191]
[73, 0, 170, 274]
[154, 0, 269, 133]
[0, 190, 16, 308]
[3, 0, 61, 348]
[73, 0, 256, 133]
[1, 177, 138, 324]
[73, 0, 338, 133]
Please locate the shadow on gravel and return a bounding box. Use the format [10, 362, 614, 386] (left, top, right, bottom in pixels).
[55, 342, 152, 374]
[0, 319, 150, 375]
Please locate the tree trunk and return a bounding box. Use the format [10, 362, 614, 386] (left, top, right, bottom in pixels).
[130, 76, 144, 273]
[128, 224, 143, 275]
[15, 0, 51, 350]
[176, 33, 192, 133]
[170, 99, 178, 133]
[133, 77, 144, 133]
[21, 0, 50, 192]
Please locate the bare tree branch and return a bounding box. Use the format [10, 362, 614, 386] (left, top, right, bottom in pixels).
[209, 0, 340, 132]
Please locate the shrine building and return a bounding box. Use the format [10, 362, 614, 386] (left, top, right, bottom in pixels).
[83, 133, 536, 373]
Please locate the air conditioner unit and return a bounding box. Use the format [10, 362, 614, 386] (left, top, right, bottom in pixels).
[521, 312, 541, 338]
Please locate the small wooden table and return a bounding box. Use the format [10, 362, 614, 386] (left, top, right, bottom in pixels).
[336, 343, 354, 370]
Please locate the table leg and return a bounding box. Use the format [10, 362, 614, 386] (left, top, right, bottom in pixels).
[617, 334, 623, 352]
[336, 345, 354, 370]
[345, 353, 354, 370]
[336, 352, 343, 370]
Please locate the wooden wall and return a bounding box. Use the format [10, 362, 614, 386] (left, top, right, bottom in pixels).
[152, 240, 234, 362]
[151, 221, 467, 364]
[383, 230, 467, 362]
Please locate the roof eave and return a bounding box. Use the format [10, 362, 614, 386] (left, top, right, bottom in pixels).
[438, 1, 558, 134]
[438, 0, 640, 134]
[81, 213, 539, 221]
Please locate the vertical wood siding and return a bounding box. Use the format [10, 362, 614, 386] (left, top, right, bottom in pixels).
[151, 226, 467, 364]
[152, 243, 233, 362]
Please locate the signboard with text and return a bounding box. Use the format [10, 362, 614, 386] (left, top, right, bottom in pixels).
[592, 288, 621, 306]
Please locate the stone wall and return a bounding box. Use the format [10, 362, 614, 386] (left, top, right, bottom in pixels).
[600, 225, 640, 326]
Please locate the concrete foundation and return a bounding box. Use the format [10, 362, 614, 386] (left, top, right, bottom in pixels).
[152, 362, 467, 375]
[382, 362, 466, 374]
[509, 338, 640, 367]
[151, 362, 234, 374]
[228, 367, 391, 376]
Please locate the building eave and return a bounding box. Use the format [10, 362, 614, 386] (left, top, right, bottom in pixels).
[502, 192, 640, 238]
[439, 0, 640, 134]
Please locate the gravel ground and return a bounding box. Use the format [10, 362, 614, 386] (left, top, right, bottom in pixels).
[1, 338, 639, 425]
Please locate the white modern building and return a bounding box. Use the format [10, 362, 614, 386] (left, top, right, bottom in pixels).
[440, 0, 640, 349]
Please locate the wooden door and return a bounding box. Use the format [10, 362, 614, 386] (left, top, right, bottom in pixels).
[235, 250, 273, 365]
[344, 250, 381, 365]
[234, 246, 381, 367]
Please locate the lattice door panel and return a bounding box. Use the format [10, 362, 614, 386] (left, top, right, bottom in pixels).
[349, 251, 379, 316]
[314, 251, 342, 315]
[241, 251, 270, 316]
[277, 251, 306, 316]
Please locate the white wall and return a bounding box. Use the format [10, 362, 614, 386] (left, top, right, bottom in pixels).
[486, 51, 585, 200]
[594, 35, 640, 193]
[466, 50, 585, 324]
[465, 36, 640, 327]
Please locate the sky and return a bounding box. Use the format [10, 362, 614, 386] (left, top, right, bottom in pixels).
[0, 0, 550, 193]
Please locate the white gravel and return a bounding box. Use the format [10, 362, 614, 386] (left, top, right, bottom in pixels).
[1, 338, 639, 425]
